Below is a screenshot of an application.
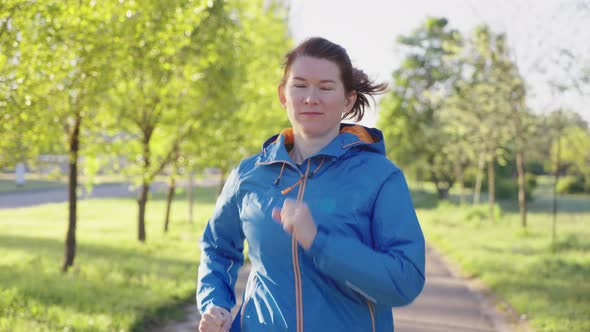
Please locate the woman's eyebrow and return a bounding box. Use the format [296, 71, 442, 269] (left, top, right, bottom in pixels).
[292, 76, 336, 84]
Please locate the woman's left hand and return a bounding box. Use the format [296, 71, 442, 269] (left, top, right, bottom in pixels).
[272, 199, 317, 250]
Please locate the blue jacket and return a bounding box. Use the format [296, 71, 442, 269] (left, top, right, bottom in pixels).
[197, 124, 425, 331]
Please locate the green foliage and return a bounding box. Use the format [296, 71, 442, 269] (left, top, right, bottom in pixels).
[463, 203, 503, 222]
[378, 17, 462, 195]
[464, 165, 537, 200]
[188, 0, 291, 173]
[557, 176, 587, 194]
[557, 126, 590, 188]
[379, 19, 530, 203]
[0, 187, 217, 331]
[494, 176, 536, 200]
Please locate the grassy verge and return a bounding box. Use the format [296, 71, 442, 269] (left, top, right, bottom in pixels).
[416, 184, 590, 332]
[0, 179, 65, 193]
[0, 187, 217, 332]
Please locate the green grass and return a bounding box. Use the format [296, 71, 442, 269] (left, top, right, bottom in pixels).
[0, 179, 66, 193]
[416, 181, 590, 332]
[0, 187, 217, 332]
[1, 176, 588, 331]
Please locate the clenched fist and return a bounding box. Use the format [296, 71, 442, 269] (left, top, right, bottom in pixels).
[272, 199, 317, 250]
[199, 305, 231, 332]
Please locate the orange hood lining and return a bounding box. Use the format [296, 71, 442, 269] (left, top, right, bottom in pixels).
[278, 126, 376, 147]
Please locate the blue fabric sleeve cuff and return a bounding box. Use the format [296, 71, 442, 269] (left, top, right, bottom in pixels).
[306, 226, 328, 258]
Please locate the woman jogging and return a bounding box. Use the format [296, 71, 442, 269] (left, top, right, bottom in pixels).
[197, 37, 425, 332]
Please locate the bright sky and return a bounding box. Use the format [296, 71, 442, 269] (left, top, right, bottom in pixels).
[288, 0, 590, 126]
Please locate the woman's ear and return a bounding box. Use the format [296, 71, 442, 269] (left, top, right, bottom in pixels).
[345, 91, 357, 112]
[278, 84, 287, 108]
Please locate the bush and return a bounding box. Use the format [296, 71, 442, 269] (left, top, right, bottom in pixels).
[556, 176, 586, 194]
[495, 174, 537, 200]
[463, 173, 537, 201]
[464, 203, 503, 222]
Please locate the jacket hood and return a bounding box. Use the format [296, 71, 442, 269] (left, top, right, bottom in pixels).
[259, 124, 385, 163]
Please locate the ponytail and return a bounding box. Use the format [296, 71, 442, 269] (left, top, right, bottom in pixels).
[343, 68, 388, 122]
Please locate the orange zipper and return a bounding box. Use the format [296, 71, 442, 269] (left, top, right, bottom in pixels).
[367, 300, 376, 332]
[292, 159, 311, 332]
[240, 294, 251, 330]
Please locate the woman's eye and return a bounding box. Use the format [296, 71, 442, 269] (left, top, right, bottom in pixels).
[320, 87, 333, 91]
[294, 85, 306, 88]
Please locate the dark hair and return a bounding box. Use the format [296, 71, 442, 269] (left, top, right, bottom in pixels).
[280, 37, 388, 122]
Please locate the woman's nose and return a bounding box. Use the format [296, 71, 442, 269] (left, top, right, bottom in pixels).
[303, 88, 319, 104]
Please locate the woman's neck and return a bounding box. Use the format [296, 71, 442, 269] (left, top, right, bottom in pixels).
[289, 128, 339, 164]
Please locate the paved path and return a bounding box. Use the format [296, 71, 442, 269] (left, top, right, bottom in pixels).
[154, 245, 522, 332]
[0, 179, 219, 209]
[0, 183, 137, 209]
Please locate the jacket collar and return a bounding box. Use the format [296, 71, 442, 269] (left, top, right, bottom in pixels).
[257, 124, 384, 165]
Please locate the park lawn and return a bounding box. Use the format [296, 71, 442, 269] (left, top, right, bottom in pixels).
[0, 179, 66, 193]
[417, 188, 590, 332]
[0, 186, 217, 332]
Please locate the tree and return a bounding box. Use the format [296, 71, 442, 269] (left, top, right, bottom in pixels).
[2, 1, 115, 271]
[560, 126, 590, 190]
[542, 108, 588, 246]
[378, 17, 462, 199]
[183, 0, 291, 190]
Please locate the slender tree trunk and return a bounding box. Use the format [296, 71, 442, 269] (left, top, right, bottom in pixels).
[459, 174, 465, 205]
[138, 132, 151, 243]
[188, 170, 194, 224]
[455, 162, 465, 205]
[218, 167, 226, 196]
[164, 170, 176, 233]
[516, 148, 527, 228]
[431, 173, 450, 200]
[552, 135, 561, 248]
[488, 155, 496, 223]
[437, 186, 449, 200]
[62, 114, 81, 272]
[473, 151, 485, 205]
[138, 181, 149, 242]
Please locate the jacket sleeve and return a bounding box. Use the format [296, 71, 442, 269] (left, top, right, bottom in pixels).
[197, 168, 245, 313]
[306, 169, 425, 306]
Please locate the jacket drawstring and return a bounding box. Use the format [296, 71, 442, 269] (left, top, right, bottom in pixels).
[277, 157, 325, 194]
[310, 157, 325, 178]
[274, 163, 287, 185]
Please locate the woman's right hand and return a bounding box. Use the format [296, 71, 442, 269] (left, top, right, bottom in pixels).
[199, 305, 232, 332]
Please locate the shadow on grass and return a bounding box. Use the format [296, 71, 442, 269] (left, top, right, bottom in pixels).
[491, 258, 590, 326]
[130, 293, 196, 332]
[453, 249, 590, 329]
[0, 234, 198, 317]
[448, 191, 590, 214]
[409, 189, 439, 210]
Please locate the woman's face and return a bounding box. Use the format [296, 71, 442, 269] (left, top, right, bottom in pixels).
[279, 56, 356, 140]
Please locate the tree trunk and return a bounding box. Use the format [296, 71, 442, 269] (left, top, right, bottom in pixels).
[138, 132, 151, 243]
[164, 173, 176, 233]
[552, 135, 561, 248]
[188, 170, 194, 224]
[455, 162, 465, 205]
[436, 186, 450, 200]
[473, 151, 485, 205]
[62, 114, 81, 273]
[218, 168, 226, 196]
[488, 155, 496, 223]
[431, 172, 450, 200]
[138, 181, 150, 242]
[516, 148, 527, 228]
